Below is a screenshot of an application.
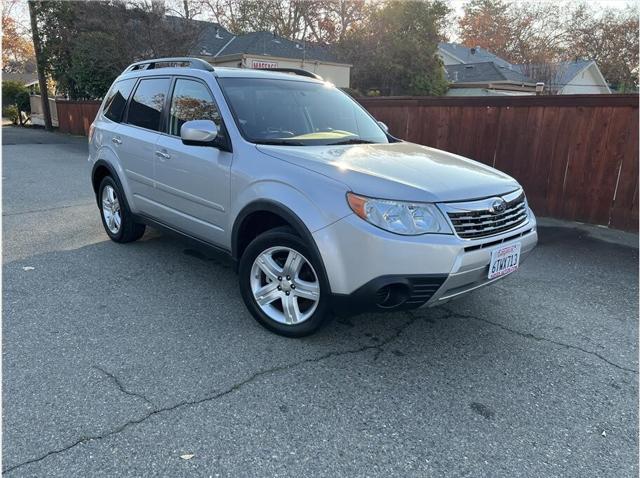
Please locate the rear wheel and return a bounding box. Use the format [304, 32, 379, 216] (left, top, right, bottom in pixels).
[239, 228, 330, 337]
[98, 176, 145, 243]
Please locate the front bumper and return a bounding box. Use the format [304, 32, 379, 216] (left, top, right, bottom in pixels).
[313, 210, 537, 315]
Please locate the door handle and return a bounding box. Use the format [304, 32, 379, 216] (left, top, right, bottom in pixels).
[155, 150, 171, 160]
[111, 137, 122, 145]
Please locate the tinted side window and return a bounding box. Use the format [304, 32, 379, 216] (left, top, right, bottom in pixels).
[168, 79, 221, 136]
[127, 78, 171, 132]
[103, 79, 136, 123]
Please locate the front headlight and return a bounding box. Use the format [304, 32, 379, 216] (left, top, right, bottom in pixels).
[347, 192, 452, 235]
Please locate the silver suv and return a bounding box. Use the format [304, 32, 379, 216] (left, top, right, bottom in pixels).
[89, 57, 537, 337]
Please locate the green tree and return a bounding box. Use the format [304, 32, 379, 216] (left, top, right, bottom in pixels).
[339, 1, 449, 96]
[33, 1, 204, 100]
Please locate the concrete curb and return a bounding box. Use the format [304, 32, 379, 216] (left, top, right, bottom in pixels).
[537, 217, 638, 249]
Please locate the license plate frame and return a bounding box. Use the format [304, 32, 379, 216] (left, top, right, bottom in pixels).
[488, 242, 521, 280]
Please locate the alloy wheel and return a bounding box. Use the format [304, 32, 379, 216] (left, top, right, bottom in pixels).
[101, 185, 122, 234]
[249, 246, 320, 325]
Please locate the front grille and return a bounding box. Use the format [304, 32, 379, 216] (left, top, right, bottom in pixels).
[446, 193, 528, 239]
[463, 228, 533, 252]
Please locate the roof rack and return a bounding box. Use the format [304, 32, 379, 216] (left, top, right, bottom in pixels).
[124, 57, 214, 73]
[255, 68, 323, 80]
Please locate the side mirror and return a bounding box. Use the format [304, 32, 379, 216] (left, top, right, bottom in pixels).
[377, 121, 389, 133]
[180, 120, 218, 146]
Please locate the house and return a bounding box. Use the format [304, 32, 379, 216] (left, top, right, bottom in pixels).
[438, 43, 536, 96]
[3, 72, 39, 92]
[438, 42, 610, 95]
[515, 60, 611, 95]
[2, 72, 59, 126]
[444, 61, 536, 96]
[188, 20, 351, 87]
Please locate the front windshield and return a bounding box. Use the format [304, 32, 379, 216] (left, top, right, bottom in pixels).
[218, 77, 389, 146]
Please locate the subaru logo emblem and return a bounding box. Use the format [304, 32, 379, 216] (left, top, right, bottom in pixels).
[490, 199, 507, 214]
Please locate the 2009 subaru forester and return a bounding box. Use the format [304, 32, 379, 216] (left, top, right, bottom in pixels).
[89, 57, 538, 337]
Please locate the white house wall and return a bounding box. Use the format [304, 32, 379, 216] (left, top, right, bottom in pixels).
[211, 56, 351, 87]
[560, 64, 610, 94]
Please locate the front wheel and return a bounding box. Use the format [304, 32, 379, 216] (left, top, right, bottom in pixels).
[239, 228, 331, 337]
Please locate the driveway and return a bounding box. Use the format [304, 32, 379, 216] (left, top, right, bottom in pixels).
[3, 126, 638, 477]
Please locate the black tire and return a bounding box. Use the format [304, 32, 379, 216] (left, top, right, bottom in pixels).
[98, 176, 145, 243]
[239, 227, 331, 337]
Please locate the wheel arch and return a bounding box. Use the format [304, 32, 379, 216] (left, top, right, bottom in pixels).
[91, 159, 132, 212]
[231, 200, 331, 292]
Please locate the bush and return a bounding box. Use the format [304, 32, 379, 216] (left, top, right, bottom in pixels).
[3, 105, 20, 125]
[2, 81, 31, 113]
[3, 81, 31, 125]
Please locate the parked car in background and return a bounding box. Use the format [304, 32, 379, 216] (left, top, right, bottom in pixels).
[88, 57, 538, 337]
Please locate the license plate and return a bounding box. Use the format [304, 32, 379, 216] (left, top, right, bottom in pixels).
[488, 242, 521, 280]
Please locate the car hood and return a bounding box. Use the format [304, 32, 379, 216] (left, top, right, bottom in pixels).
[257, 142, 520, 202]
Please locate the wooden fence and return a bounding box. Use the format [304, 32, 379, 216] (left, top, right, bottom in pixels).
[52, 94, 638, 230]
[56, 100, 101, 136]
[358, 95, 639, 231]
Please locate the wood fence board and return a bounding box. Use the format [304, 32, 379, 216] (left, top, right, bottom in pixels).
[56, 101, 101, 136]
[609, 110, 639, 229]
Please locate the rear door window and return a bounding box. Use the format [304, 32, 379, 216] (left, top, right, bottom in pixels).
[103, 78, 136, 123]
[126, 78, 171, 132]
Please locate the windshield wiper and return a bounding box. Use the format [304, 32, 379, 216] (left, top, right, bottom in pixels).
[254, 139, 305, 146]
[328, 139, 376, 145]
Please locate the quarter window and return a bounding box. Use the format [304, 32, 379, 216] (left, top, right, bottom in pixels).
[168, 79, 221, 137]
[127, 78, 171, 132]
[103, 79, 136, 123]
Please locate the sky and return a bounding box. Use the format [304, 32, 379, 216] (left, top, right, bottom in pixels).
[448, 0, 634, 14]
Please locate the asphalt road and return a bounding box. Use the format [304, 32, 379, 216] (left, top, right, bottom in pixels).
[3, 126, 638, 477]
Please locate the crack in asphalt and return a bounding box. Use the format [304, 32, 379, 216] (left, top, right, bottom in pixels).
[93, 366, 155, 408]
[6, 306, 634, 474]
[441, 307, 639, 374]
[3, 315, 418, 475]
[372, 311, 420, 361]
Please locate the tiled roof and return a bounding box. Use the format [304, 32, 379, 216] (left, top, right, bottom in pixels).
[190, 19, 235, 56]
[3, 72, 38, 85]
[514, 60, 595, 87]
[184, 18, 339, 62]
[445, 62, 533, 84]
[438, 42, 512, 69]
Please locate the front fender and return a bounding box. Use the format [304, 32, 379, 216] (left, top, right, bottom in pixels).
[230, 178, 350, 238]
